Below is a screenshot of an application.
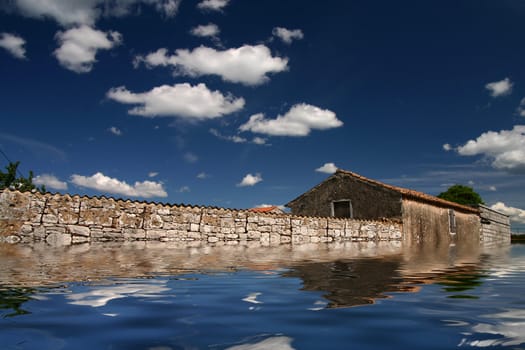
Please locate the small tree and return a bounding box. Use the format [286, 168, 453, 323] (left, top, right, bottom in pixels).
[437, 184, 484, 206]
[0, 161, 45, 193]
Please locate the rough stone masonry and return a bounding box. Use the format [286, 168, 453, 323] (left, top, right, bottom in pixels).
[0, 190, 403, 245]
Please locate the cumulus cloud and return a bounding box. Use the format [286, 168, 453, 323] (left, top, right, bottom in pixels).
[456, 125, 525, 172]
[134, 45, 288, 85]
[54, 25, 121, 73]
[190, 23, 220, 38]
[252, 137, 267, 145]
[196, 172, 209, 179]
[315, 162, 338, 174]
[148, 171, 158, 177]
[197, 0, 229, 12]
[517, 98, 525, 117]
[490, 202, 525, 224]
[177, 186, 190, 193]
[210, 128, 247, 143]
[239, 103, 343, 137]
[108, 126, 122, 135]
[70, 172, 167, 198]
[184, 152, 198, 163]
[485, 77, 513, 98]
[0, 32, 27, 59]
[272, 27, 304, 44]
[7, 0, 180, 27]
[237, 173, 262, 187]
[210, 129, 269, 145]
[33, 174, 68, 190]
[107, 83, 244, 119]
[443, 143, 452, 151]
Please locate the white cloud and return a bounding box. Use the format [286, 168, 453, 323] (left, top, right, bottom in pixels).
[239, 103, 343, 137]
[148, 172, 158, 177]
[315, 162, 338, 174]
[272, 27, 304, 44]
[34, 174, 68, 190]
[150, 0, 181, 17]
[107, 83, 244, 119]
[8, 0, 180, 27]
[489, 186, 497, 191]
[252, 137, 267, 145]
[190, 23, 220, 38]
[177, 186, 190, 193]
[485, 77, 513, 98]
[54, 25, 121, 73]
[197, 0, 229, 12]
[517, 98, 525, 117]
[134, 45, 288, 85]
[210, 128, 247, 143]
[184, 152, 198, 163]
[443, 143, 452, 151]
[490, 202, 525, 224]
[456, 125, 525, 172]
[108, 126, 122, 135]
[210, 129, 269, 145]
[70, 172, 167, 198]
[0, 32, 27, 59]
[196, 172, 209, 179]
[237, 173, 262, 187]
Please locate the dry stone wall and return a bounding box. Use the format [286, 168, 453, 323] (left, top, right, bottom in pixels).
[0, 190, 402, 245]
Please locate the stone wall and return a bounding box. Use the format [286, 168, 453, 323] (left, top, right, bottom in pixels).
[0, 190, 403, 245]
[479, 205, 511, 243]
[401, 199, 481, 246]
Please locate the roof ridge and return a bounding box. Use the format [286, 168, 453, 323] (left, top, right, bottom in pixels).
[335, 169, 479, 213]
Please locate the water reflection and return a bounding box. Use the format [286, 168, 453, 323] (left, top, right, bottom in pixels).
[0, 240, 492, 312]
[284, 257, 408, 308]
[0, 287, 36, 317]
[0, 241, 522, 349]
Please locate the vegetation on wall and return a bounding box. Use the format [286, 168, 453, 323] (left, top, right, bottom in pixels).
[0, 161, 45, 193]
[437, 185, 484, 207]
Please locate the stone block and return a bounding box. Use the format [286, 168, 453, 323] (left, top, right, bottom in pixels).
[68, 225, 90, 237]
[42, 214, 58, 224]
[146, 229, 166, 240]
[46, 232, 72, 246]
[144, 214, 164, 229]
[72, 236, 90, 244]
[123, 228, 146, 240]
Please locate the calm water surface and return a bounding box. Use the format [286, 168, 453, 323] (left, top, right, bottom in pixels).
[0, 242, 523, 349]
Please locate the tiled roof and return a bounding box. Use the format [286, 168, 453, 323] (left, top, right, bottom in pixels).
[288, 169, 480, 214]
[249, 206, 281, 213]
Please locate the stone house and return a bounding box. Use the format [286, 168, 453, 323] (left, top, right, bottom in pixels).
[286, 169, 510, 244]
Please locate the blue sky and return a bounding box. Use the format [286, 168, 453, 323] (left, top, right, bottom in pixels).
[1, 0, 525, 228]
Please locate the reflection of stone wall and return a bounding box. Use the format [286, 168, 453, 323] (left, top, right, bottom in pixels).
[0, 190, 402, 245]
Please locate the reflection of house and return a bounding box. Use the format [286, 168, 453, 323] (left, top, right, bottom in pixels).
[286, 169, 510, 244]
[283, 257, 414, 308]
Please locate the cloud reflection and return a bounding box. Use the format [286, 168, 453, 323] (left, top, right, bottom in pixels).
[66, 281, 170, 308]
[226, 336, 295, 350]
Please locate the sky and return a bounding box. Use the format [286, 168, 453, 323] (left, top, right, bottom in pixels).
[1, 0, 525, 229]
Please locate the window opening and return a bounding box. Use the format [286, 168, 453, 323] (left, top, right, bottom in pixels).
[331, 200, 353, 218]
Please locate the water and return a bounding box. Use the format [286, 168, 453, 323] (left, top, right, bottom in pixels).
[0, 241, 523, 349]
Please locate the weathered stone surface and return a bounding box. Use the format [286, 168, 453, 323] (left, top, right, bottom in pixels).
[144, 214, 164, 229]
[68, 225, 91, 237]
[46, 233, 72, 246]
[0, 190, 407, 246]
